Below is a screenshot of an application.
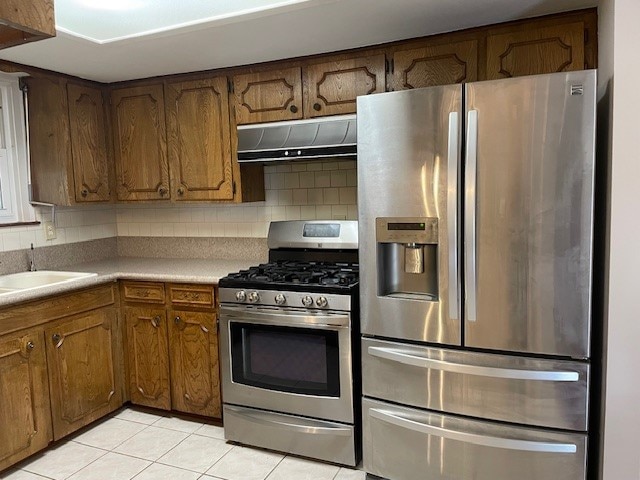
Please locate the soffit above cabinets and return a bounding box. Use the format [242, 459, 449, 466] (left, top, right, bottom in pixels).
[0, 0, 596, 83]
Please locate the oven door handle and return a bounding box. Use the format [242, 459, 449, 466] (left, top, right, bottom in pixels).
[226, 405, 353, 436]
[220, 305, 350, 328]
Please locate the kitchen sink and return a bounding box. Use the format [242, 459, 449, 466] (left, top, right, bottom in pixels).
[0, 271, 98, 294]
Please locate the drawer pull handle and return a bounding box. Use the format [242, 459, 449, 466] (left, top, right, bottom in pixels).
[369, 408, 577, 453]
[174, 316, 181, 325]
[368, 346, 579, 382]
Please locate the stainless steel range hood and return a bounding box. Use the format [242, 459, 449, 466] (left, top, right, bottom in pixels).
[236, 114, 356, 163]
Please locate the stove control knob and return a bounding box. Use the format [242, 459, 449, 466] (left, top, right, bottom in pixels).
[274, 293, 286, 305]
[316, 296, 328, 308]
[301, 295, 314, 307]
[235, 291, 247, 302]
[248, 291, 260, 303]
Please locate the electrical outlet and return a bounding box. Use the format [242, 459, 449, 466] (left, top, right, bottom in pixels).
[44, 221, 57, 240]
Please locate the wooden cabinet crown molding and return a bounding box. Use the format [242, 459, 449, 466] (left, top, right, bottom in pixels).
[0, 0, 55, 50]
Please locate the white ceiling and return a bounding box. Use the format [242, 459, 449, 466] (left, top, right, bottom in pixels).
[0, 0, 597, 83]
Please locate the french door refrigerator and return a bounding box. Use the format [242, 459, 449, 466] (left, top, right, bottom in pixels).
[357, 70, 596, 480]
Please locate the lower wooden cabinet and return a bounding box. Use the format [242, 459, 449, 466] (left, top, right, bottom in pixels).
[121, 282, 221, 418]
[0, 329, 52, 472]
[124, 306, 171, 410]
[168, 309, 221, 417]
[45, 306, 123, 440]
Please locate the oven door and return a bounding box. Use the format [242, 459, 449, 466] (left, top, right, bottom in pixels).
[219, 304, 354, 423]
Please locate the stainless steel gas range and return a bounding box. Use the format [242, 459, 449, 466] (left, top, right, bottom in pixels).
[218, 220, 360, 466]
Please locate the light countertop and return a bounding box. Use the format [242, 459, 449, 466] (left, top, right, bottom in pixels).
[0, 257, 257, 307]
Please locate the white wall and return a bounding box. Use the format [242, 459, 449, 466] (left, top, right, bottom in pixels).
[600, 0, 640, 478]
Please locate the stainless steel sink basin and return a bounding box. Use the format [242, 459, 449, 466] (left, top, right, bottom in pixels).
[0, 271, 98, 295]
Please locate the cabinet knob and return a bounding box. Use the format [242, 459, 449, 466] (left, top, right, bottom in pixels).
[174, 316, 181, 325]
[313, 103, 322, 111]
[26, 341, 35, 351]
[52, 333, 61, 344]
[151, 315, 161, 328]
[158, 186, 168, 197]
[177, 187, 185, 196]
[289, 105, 298, 113]
[80, 188, 89, 197]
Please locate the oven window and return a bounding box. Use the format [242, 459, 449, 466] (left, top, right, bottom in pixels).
[230, 323, 340, 397]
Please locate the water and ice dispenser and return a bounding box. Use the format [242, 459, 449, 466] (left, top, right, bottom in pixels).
[376, 217, 439, 300]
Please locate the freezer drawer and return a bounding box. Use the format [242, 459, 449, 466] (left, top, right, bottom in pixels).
[223, 404, 358, 466]
[362, 337, 589, 430]
[363, 398, 587, 480]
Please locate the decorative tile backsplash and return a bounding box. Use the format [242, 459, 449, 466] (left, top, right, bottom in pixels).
[0, 160, 356, 252]
[116, 160, 357, 238]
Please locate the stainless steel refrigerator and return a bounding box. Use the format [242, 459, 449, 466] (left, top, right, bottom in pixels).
[357, 70, 596, 480]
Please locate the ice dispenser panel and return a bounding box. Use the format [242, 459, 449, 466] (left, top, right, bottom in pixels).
[376, 217, 438, 300]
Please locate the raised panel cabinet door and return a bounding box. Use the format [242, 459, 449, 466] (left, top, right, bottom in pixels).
[391, 40, 479, 90]
[124, 306, 171, 410]
[303, 54, 386, 117]
[486, 22, 585, 80]
[25, 75, 75, 205]
[166, 78, 235, 201]
[45, 307, 123, 440]
[232, 67, 303, 124]
[67, 83, 111, 203]
[168, 310, 221, 418]
[0, 330, 52, 472]
[111, 85, 170, 201]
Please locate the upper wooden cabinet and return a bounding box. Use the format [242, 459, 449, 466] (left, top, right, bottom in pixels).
[0, 0, 55, 50]
[166, 77, 235, 201]
[233, 56, 386, 123]
[67, 83, 112, 202]
[111, 84, 170, 201]
[486, 22, 585, 80]
[232, 67, 303, 124]
[27, 76, 112, 205]
[390, 39, 479, 90]
[0, 329, 51, 472]
[303, 54, 386, 117]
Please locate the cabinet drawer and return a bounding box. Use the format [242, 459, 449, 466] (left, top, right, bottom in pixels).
[121, 282, 165, 304]
[362, 337, 589, 431]
[168, 284, 215, 308]
[363, 398, 587, 480]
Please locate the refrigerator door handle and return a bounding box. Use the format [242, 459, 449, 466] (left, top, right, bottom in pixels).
[367, 346, 580, 382]
[447, 111, 460, 321]
[369, 408, 578, 453]
[465, 109, 479, 322]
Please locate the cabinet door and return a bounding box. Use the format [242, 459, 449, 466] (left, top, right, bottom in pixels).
[166, 78, 235, 201]
[67, 83, 111, 202]
[168, 309, 221, 418]
[0, 330, 51, 472]
[25, 75, 75, 205]
[111, 85, 170, 201]
[232, 67, 303, 124]
[486, 22, 585, 80]
[391, 40, 478, 90]
[303, 54, 386, 117]
[45, 307, 123, 440]
[124, 306, 171, 410]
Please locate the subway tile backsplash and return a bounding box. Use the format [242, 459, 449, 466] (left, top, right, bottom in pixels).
[117, 160, 357, 239]
[0, 161, 356, 253]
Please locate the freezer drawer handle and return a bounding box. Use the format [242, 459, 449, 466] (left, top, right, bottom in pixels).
[447, 111, 460, 321]
[225, 405, 352, 436]
[368, 346, 579, 382]
[369, 408, 577, 453]
[465, 109, 478, 322]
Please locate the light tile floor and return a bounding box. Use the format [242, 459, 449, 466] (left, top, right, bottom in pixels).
[1, 407, 366, 480]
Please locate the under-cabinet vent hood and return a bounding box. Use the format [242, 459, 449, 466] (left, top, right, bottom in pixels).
[236, 114, 356, 163]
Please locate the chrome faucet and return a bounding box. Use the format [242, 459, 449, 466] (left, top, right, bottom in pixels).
[29, 243, 36, 271]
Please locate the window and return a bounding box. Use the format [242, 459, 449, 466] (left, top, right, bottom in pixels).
[0, 73, 34, 224]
